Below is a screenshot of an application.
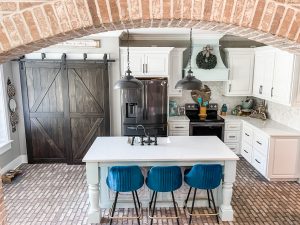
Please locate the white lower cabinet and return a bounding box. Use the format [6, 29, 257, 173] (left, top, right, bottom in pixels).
[252, 149, 267, 176]
[168, 119, 189, 136]
[241, 142, 252, 163]
[241, 121, 300, 181]
[224, 120, 241, 154]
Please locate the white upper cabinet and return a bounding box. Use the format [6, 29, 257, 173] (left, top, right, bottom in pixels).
[253, 47, 275, 99]
[253, 46, 300, 106]
[223, 48, 254, 96]
[169, 48, 185, 97]
[272, 50, 294, 104]
[120, 47, 173, 77]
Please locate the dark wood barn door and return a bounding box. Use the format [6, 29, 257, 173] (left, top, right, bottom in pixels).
[67, 63, 109, 164]
[20, 61, 110, 164]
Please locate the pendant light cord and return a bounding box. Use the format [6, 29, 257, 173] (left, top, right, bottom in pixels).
[189, 28, 192, 72]
[127, 29, 130, 73]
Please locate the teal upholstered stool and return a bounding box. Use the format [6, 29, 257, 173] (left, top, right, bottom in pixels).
[106, 166, 144, 225]
[184, 164, 222, 224]
[146, 166, 182, 225]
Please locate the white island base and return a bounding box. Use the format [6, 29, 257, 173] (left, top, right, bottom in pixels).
[83, 136, 239, 223]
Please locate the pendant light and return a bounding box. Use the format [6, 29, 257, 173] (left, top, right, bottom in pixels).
[114, 30, 143, 89]
[175, 28, 202, 90]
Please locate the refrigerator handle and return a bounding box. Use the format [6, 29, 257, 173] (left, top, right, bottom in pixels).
[145, 82, 148, 120]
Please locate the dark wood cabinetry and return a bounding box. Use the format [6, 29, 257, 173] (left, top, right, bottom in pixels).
[20, 60, 110, 164]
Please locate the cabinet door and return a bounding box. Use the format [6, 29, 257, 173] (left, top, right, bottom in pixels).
[169, 49, 184, 96]
[270, 138, 299, 178]
[120, 51, 144, 76]
[225, 51, 254, 96]
[145, 53, 169, 76]
[253, 49, 275, 99]
[271, 50, 294, 105]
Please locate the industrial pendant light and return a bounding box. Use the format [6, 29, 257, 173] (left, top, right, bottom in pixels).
[114, 30, 143, 89]
[175, 28, 202, 90]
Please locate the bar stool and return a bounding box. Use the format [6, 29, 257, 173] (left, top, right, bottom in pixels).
[106, 166, 144, 225]
[146, 166, 182, 225]
[184, 164, 222, 224]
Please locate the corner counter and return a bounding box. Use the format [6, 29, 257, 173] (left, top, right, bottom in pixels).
[221, 115, 300, 182]
[220, 115, 300, 137]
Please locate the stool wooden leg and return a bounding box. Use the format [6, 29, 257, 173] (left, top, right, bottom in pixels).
[150, 192, 157, 225]
[132, 192, 141, 225]
[171, 191, 180, 225]
[210, 189, 219, 224]
[109, 192, 119, 225]
[207, 189, 211, 208]
[184, 187, 192, 209]
[188, 188, 197, 225]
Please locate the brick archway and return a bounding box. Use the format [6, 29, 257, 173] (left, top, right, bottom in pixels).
[0, 0, 299, 63]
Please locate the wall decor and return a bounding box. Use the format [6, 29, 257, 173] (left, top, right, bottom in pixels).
[7, 78, 19, 132]
[191, 85, 211, 104]
[196, 45, 217, 70]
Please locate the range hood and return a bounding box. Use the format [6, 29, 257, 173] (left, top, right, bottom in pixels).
[185, 31, 228, 81]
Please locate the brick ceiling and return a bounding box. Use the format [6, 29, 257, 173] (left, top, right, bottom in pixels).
[1, 0, 300, 19]
[0, 1, 47, 18]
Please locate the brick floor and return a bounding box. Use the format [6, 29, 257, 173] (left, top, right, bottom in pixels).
[3, 158, 300, 225]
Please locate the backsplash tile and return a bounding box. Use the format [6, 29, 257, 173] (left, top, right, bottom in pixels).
[170, 82, 245, 112]
[267, 101, 300, 131]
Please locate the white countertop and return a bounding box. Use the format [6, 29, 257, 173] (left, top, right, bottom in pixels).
[83, 136, 239, 163]
[168, 115, 190, 122]
[220, 115, 300, 137]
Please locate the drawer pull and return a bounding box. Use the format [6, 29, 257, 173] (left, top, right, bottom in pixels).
[245, 133, 250, 136]
[256, 141, 262, 145]
[255, 159, 261, 164]
[230, 148, 235, 150]
[229, 136, 236, 138]
[174, 126, 185, 128]
[243, 149, 248, 153]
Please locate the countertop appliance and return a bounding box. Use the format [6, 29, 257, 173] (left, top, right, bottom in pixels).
[121, 78, 168, 137]
[185, 103, 225, 141]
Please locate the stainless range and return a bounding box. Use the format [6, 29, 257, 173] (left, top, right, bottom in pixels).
[185, 103, 225, 141]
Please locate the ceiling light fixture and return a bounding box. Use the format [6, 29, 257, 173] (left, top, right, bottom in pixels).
[114, 30, 143, 90]
[175, 28, 202, 90]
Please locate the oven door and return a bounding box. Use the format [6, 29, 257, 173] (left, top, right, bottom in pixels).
[189, 122, 225, 141]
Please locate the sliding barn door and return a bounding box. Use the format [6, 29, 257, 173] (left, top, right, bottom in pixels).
[67, 63, 109, 164]
[20, 62, 65, 163]
[20, 61, 110, 164]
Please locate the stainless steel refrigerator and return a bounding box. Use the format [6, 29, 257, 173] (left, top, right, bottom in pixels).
[121, 78, 168, 137]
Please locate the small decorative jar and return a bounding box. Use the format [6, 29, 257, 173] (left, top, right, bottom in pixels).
[221, 104, 228, 116]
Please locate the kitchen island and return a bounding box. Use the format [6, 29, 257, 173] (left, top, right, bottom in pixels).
[83, 136, 239, 223]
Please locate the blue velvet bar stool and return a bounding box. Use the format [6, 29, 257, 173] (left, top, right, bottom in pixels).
[106, 166, 144, 225]
[146, 166, 182, 225]
[184, 164, 222, 224]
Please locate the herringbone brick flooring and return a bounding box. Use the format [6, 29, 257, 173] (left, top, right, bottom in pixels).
[3, 158, 300, 225]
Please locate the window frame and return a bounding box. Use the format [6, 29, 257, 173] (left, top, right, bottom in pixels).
[0, 64, 12, 155]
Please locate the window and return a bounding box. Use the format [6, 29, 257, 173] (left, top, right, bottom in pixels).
[0, 64, 10, 151]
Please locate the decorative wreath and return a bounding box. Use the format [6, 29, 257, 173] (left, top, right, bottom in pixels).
[196, 45, 217, 70]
